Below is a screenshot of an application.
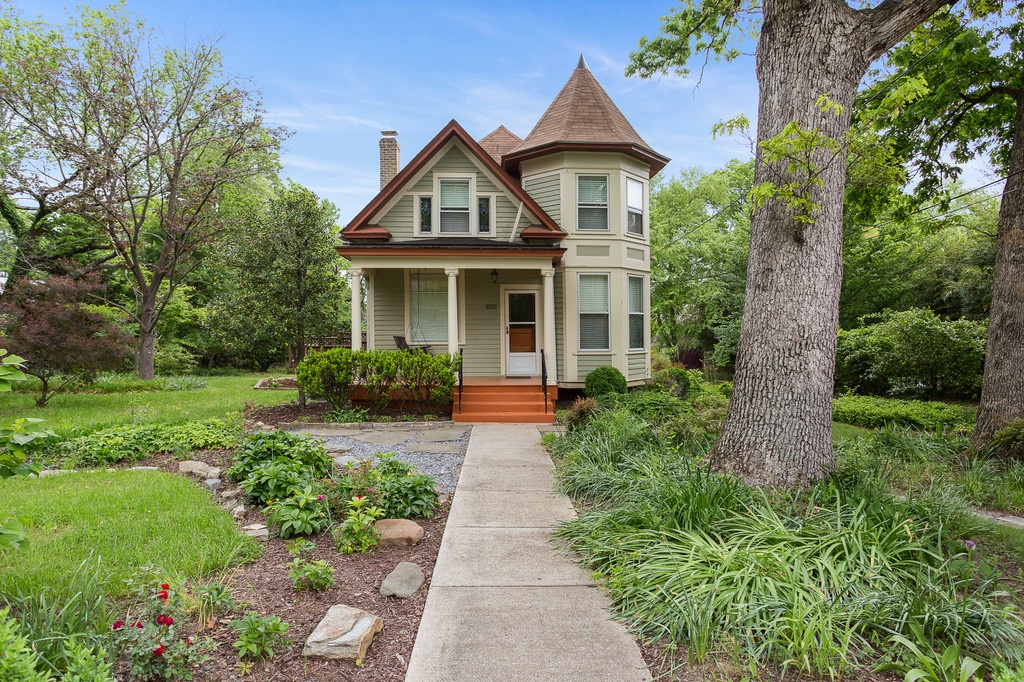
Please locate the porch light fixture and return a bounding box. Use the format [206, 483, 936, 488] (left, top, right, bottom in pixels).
[490, 269, 498, 284]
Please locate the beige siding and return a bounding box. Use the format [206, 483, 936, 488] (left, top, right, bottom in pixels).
[524, 174, 561, 226]
[577, 354, 613, 379]
[628, 353, 646, 380]
[372, 269, 405, 350]
[554, 271, 564, 381]
[378, 195, 414, 236]
[462, 270, 501, 376]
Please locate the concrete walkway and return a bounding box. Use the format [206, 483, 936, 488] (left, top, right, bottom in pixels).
[405, 423, 651, 682]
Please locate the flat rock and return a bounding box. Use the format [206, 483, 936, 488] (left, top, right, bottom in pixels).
[416, 428, 469, 443]
[129, 466, 160, 472]
[333, 455, 361, 468]
[295, 427, 362, 437]
[178, 460, 211, 478]
[438, 493, 451, 505]
[231, 504, 246, 519]
[380, 562, 425, 598]
[998, 515, 1024, 530]
[303, 604, 383, 660]
[325, 445, 353, 454]
[242, 523, 269, 541]
[205, 478, 223, 492]
[375, 519, 424, 547]
[221, 488, 242, 499]
[403, 443, 461, 455]
[207, 467, 222, 480]
[350, 431, 413, 447]
[38, 469, 74, 477]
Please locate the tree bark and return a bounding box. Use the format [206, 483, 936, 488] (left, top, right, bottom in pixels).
[972, 87, 1024, 455]
[708, 0, 949, 486]
[136, 292, 159, 380]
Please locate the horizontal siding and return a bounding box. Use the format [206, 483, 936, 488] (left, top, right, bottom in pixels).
[462, 270, 501, 376]
[628, 352, 647, 380]
[577, 354, 613, 379]
[372, 270, 405, 350]
[524, 174, 561, 226]
[378, 195, 414, 239]
[554, 271, 564, 382]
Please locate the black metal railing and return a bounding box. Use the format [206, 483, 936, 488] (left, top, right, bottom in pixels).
[457, 348, 464, 415]
[540, 348, 548, 414]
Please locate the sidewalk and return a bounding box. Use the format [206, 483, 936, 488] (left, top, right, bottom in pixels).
[405, 423, 651, 682]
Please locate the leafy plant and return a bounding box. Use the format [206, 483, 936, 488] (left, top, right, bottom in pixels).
[333, 496, 384, 554]
[325, 406, 370, 423]
[332, 453, 438, 519]
[60, 417, 243, 465]
[563, 397, 600, 432]
[0, 606, 51, 681]
[287, 558, 335, 591]
[877, 621, 983, 682]
[226, 430, 331, 484]
[584, 365, 627, 397]
[833, 394, 975, 431]
[230, 612, 291, 661]
[241, 460, 311, 506]
[190, 582, 238, 625]
[265, 485, 331, 538]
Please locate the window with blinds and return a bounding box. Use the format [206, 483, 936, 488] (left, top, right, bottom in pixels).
[628, 276, 644, 350]
[439, 180, 470, 233]
[627, 178, 643, 236]
[577, 175, 608, 231]
[409, 273, 449, 342]
[579, 273, 610, 351]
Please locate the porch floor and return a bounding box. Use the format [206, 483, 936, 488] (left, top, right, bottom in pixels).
[454, 378, 556, 424]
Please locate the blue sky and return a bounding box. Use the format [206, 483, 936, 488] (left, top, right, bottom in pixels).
[26, 0, 763, 221]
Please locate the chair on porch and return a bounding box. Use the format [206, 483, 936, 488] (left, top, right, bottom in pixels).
[394, 335, 430, 353]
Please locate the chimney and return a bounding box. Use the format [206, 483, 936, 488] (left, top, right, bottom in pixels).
[379, 130, 399, 189]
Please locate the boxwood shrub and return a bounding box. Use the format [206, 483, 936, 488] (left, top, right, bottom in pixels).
[584, 366, 627, 397]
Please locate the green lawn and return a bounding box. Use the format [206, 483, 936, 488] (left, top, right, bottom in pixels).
[0, 470, 257, 599]
[832, 421, 874, 442]
[0, 374, 297, 435]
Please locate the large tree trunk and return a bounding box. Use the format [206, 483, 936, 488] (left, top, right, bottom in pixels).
[708, 0, 949, 486]
[136, 291, 159, 380]
[973, 88, 1024, 456]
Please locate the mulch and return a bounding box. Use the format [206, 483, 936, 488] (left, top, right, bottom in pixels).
[246, 401, 452, 427]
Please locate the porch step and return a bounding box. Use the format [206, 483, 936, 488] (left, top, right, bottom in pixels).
[453, 383, 555, 424]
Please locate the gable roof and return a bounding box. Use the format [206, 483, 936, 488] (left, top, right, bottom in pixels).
[478, 125, 522, 163]
[503, 57, 669, 178]
[342, 119, 565, 241]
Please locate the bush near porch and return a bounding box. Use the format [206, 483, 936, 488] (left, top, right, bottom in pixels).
[297, 349, 460, 414]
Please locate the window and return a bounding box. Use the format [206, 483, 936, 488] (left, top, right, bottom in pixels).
[409, 273, 449, 342]
[627, 178, 643, 236]
[439, 180, 470, 233]
[578, 274, 610, 351]
[477, 196, 492, 234]
[628, 276, 644, 350]
[577, 175, 608, 230]
[418, 196, 432, 234]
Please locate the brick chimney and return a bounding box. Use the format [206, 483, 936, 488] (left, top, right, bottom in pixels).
[379, 130, 399, 189]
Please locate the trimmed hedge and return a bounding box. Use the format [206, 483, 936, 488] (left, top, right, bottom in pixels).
[832, 394, 975, 431]
[584, 366, 627, 397]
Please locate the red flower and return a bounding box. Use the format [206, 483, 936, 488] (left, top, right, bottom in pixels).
[112, 620, 125, 630]
[185, 637, 194, 647]
[156, 614, 174, 626]
[157, 590, 169, 602]
[134, 622, 144, 628]
[160, 583, 170, 590]
[153, 645, 165, 657]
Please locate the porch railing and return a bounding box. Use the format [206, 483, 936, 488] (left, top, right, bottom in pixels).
[540, 348, 548, 414]
[457, 348, 464, 415]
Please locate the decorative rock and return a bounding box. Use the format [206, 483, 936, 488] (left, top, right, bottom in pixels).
[178, 460, 211, 478]
[380, 562, 425, 598]
[242, 523, 269, 541]
[374, 519, 424, 547]
[220, 500, 235, 511]
[333, 455, 361, 468]
[130, 466, 160, 472]
[39, 469, 75, 477]
[350, 431, 413, 447]
[221, 488, 242, 499]
[438, 493, 451, 505]
[205, 478, 223, 492]
[998, 515, 1024, 530]
[325, 445, 353, 454]
[417, 427, 469, 443]
[302, 604, 383, 661]
[207, 467, 222, 480]
[231, 505, 246, 520]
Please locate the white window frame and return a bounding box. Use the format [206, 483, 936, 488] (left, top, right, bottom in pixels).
[578, 272, 611, 352]
[414, 194, 433, 235]
[576, 174, 609, 232]
[405, 270, 465, 344]
[627, 275, 645, 351]
[432, 174, 476, 236]
[626, 178, 644, 237]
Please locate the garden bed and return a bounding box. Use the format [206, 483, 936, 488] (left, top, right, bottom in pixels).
[246, 400, 452, 427]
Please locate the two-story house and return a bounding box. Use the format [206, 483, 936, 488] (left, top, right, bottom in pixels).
[338, 57, 669, 423]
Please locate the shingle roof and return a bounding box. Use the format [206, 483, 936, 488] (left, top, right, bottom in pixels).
[503, 57, 669, 177]
[478, 126, 522, 163]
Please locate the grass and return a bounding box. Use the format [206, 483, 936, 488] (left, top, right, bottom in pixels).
[832, 421, 873, 442]
[0, 374, 297, 436]
[0, 470, 258, 600]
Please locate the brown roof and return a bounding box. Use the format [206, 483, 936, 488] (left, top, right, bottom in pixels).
[342, 120, 566, 241]
[503, 57, 669, 177]
[478, 125, 522, 163]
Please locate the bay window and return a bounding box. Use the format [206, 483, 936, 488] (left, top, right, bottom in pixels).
[577, 175, 608, 231]
[578, 273, 610, 351]
[628, 275, 644, 350]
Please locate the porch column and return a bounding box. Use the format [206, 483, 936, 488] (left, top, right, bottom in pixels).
[350, 267, 363, 351]
[445, 267, 459, 356]
[541, 267, 557, 384]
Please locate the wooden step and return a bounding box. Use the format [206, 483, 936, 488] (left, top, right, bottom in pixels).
[452, 381, 556, 424]
[453, 410, 555, 424]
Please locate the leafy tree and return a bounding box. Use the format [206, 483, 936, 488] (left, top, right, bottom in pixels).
[0, 275, 132, 406]
[856, 4, 1023, 454]
[630, 0, 950, 485]
[0, 4, 285, 379]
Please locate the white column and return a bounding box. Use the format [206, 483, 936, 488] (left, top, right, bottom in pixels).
[445, 268, 459, 356]
[541, 267, 557, 384]
[350, 267, 363, 351]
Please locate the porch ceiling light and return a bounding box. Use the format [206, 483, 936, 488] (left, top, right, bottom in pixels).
[490, 269, 498, 284]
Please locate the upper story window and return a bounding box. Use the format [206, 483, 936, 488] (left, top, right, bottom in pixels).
[418, 196, 432, 234]
[626, 178, 644, 236]
[439, 179, 471, 233]
[577, 175, 608, 231]
[478, 196, 492, 234]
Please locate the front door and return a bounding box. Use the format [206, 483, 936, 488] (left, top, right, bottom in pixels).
[505, 291, 539, 376]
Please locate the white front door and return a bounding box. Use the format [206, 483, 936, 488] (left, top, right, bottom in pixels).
[505, 291, 539, 376]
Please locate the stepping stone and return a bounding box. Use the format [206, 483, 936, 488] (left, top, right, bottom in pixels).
[295, 427, 363, 437]
[178, 460, 211, 478]
[303, 604, 383, 660]
[998, 515, 1024, 530]
[402, 443, 461, 455]
[350, 431, 413, 447]
[242, 523, 269, 542]
[417, 428, 470, 443]
[380, 562, 425, 598]
[205, 478, 223, 492]
[375, 519, 424, 546]
[536, 425, 566, 434]
[333, 455, 361, 468]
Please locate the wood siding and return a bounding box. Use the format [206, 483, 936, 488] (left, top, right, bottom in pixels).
[524, 173, 561, 226]
[463, 270, 501, 376]
[554, 271, 564, 381]
[628, 352, 646, 380]
[577, 354, 613, 378]
[372, 269, 405, 350]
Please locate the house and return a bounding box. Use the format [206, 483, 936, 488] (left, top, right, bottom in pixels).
[337, 57, 669, 422]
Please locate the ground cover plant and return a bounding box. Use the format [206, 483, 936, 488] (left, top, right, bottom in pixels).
[833, 394, 976, 431]
[57, 416, 243, 466]
[550, 399, 1024, 679]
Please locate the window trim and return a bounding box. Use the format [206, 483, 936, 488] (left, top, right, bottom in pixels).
[627, 274, 645, 351]
[414, 194, 433, 234]
[626, 177, 644, 237]
[405, 270, 465, 344]
[576, 174, 610, 232]
[438, 177, 472, 234]
[577, 272, 611, 352]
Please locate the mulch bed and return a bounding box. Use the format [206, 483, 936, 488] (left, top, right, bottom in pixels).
[246, 401, 452, 428]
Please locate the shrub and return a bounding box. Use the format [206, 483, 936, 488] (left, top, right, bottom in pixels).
[225, 431, 331, 484]
[331, 453, 438, 519]
[832, 395, 975, 431]
[153, 342, 199, 376]
[836, 308, 987, 399]
[265, 485, 331, 538]
[563, 397, 600, 432]
[297, 348, 353, 410]
[230, 613, 291, 661]
[584, 366, 627, 397]
[0, 606, 50, 682]
[619, 391, 685, 422]
[241, 460, 311, 506]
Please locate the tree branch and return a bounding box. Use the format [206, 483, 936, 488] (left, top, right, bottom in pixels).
[860, 0, 955, 63]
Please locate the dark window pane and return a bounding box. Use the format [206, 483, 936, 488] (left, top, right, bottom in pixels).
[419, 197, 432, 232]
[478, 197, 491, 233]
[629, 314, 644, 349]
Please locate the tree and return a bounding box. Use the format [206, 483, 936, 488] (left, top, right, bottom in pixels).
[856, 5, 1023, 454]
[0, 275, 132, 406]
[630, 0, 951, 486]
[0, 4, 285, 379]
